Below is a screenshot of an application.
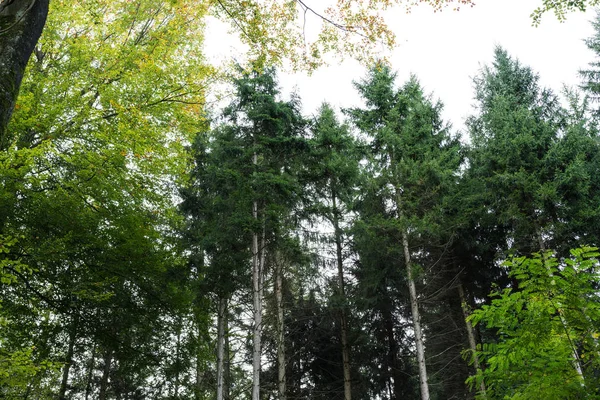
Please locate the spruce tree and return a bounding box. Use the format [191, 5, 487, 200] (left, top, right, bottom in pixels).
[348, 64, 462, 400]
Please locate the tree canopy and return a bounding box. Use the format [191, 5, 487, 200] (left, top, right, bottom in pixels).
[2, 1, 600, 400]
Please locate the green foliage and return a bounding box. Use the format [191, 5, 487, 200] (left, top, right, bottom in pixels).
[0, 236, 61, 398]
[531, 0, 600, 25]
[468, 247, 600, 399]
[466, 47, 564, 255]
[0, 0, 210, 397]
[209, 0, 475, 70]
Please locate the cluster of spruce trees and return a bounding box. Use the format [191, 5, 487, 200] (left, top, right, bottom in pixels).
[178, 43, 600, 399]
[3, 14, 600, 400]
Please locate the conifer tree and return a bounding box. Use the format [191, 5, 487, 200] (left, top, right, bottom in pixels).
[183, 68, 306, 400]
[348, 64, 462, 400]
[304, 103, 360, 400]
[466, 47, 563, 256]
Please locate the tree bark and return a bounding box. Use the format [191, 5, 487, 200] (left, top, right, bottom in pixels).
[0, 0, 49, 150]
[224, 310, 231, 400]
[382, 300, 403, 400]
[458, 283, 486, 397]
[59, 314, 78, 400]
[98, 349, 113, 400]
[394, 186, 430, 400]
[401, 230, 430, 400]
[251, 148, 263, 400]
[332, 194, 352, 400]
[275, 256, 287, 400]
[174, 319, 182, 398]
[216, 297, 227, 400]
[84, 344, 96, 400]
[195, 327, 206, 400]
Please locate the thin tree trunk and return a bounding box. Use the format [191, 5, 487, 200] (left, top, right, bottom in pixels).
[0, 0, 49, 149]
[195, 253, 208, 400]
[395, 187, 430, 400]
[383, 301, 402, 400]
[332, 194, 352, 400]
[275, 256, 287, 400]
[59, 314, 78, 400]
[84, 344, 96, 400]
[458, 283, 486, 397]
[224, 310, 231, 400]
[195, 331, 206, 400]
[402, 230, 430, 400]
[98, 349, 113, 400]
[251, 148, 263, 400]
[216, 297, 227, 400]
[174, 319, 182, 398]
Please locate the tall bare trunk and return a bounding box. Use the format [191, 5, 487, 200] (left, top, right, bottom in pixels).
[195, 323, 206, 400]
[216, 297, 227, 400]
[383, 301, 403, 400]
[84, 344, 96, 400]
[458, 283, 486, 397]
[251, 149, 263, 400]
[395, 187, 430, 400]
[224, 311, 231, 400]
[98, 349, 113, 400]
[275, 257, 287, 400]
[59, 314, 78, 400]
[0, 0, 49, 149]
[402, 230, 430, 400]
[332, 194, 352, 400]
[174, 320, 182, 397]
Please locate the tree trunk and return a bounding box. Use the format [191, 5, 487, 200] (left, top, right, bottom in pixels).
[174, 319, 182, 398]
[84, 344, 96, 400]
[458, 283, 486, 397]
[98, 349, 113, 400]
[224, 310, 231, 400]
[395, 187, 430, 400]
[0, 0, 49, 149]
[216, 297, 227, 400]
[251, 152, 263, 400]
[402, 230, 430, 400]
[275, 256, 287, 400]
[195, 330, 206, 400]
[383, 300, 402, 400]
[331, 194, 352, 400]
[59, 314, 78, 400]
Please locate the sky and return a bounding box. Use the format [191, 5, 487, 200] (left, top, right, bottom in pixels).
[204, 0, 598, 134]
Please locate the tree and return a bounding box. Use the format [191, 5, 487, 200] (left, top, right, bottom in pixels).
[180, 124, 253, 400]
[184, 67, 307, 400]
[348, 64, 462, 400]
[304, 103, 360, 400]
[0, 0, 206, 396]
[466, 47, 563, 257]
[461, 44, 600, 400]
[580, 12, 600, 110]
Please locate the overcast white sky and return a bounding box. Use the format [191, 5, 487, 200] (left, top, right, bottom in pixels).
[205, 0, 598, 133]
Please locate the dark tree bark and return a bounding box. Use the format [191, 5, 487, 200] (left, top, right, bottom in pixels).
[99, 349, 113, 400]
[0, 0, 49, 150]
[59, 315, 79, 400]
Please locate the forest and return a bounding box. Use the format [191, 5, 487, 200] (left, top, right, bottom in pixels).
[2, 0, 600, 399]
